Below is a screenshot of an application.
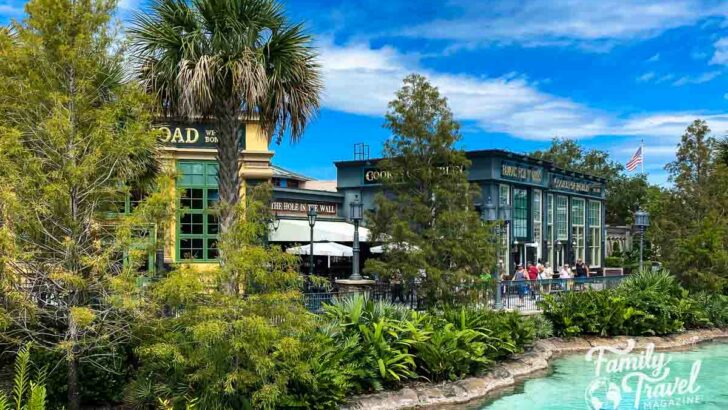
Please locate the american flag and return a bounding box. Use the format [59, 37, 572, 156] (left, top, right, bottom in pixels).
[626, 146, 643, 172]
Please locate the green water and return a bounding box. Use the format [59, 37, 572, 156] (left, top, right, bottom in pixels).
[477, 342, 728, 410]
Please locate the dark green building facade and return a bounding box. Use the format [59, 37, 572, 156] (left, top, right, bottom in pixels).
[334, 150, 607, 275]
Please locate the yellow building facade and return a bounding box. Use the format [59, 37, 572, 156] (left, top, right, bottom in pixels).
[156, 120, 273, 270]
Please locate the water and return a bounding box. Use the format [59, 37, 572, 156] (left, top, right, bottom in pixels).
[475, 342, 728, 410]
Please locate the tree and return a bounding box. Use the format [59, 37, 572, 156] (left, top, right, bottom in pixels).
[531, 137, 650, 225]
[126, 186, 321, 409]
[364, 74, 495, 305]
[0, 1, 168, 408]
[650, 120, 728, 292]
[130, 0, 322, 235]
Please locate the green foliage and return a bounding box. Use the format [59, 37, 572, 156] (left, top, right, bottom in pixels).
[0, 344, 47, 410]
[130, 0, 322, 233]
[604, 256, 624, 267]
[540, 271, 725, 337]
[0, 2, 170, 409]
[365, 74, 496, 306]
[650, 120, 728, 293]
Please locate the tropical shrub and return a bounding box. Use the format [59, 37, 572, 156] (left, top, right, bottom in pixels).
[0, 344, 47, 410]
[540, 271, 725, 337]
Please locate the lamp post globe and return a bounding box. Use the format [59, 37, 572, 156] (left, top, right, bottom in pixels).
[307, 207, 317, 276]
[349, 196, 363, 280]
[634, 209, 650, 273]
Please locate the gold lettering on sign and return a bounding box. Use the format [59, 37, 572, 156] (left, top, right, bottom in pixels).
[171, 127, 185, 143]
[186, 128, 199, 143]
[501, 163, 543, 183]
[159, 126, 172, 142]
[271, 201, 337, 215]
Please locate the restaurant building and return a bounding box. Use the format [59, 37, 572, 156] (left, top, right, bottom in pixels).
[151, 122, 606, 276]
[334, 150, 607, 275]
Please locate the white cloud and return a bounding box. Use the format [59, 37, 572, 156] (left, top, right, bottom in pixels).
[319, 41, 728, 142]
[637, 72, 656, 82]
[617, 144, 677, 157]
[0, 3, 23, 17]
[646, 53, 661, 63]
[672, 70, 723, 85]
[396, 0, 728, 50]
[709, 37, 728, 65]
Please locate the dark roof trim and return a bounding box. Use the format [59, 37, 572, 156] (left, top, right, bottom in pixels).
[273, 186, 344, 198]
[334, 149, 607, 182]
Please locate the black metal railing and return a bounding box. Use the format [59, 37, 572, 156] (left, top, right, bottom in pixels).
[301, 275, 628, 313]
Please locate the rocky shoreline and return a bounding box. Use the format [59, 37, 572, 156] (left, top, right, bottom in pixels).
[342, 328, 728, 410]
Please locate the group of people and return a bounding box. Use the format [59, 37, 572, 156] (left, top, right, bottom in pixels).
[503, 259, 592, 304]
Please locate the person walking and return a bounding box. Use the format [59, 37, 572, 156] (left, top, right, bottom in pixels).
[513, 264, 528, 306]
[527, 262, 539, 300]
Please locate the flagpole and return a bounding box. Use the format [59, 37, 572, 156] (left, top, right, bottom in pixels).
[641, 139, 644, 175]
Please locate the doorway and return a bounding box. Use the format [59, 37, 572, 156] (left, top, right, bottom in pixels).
[526, 244, 538, 266]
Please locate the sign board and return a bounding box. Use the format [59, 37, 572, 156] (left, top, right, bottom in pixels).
[362, 165, 464, 185]
[551, 175, 603, 195]
[500, 160, 544, 184]
[155, 123, 245, 149]
[271, 200, 337, 216]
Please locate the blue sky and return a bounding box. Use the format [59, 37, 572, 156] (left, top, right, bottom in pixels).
[2, 0, 727, 185]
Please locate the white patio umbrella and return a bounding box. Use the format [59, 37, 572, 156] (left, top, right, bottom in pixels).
[370, 242, 420, 254]
[286, 242, 353, 269]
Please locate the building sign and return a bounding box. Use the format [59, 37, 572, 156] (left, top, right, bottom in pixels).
[155, 123, 245, 149]
[501, 161, 543, 184]
[363, 167, 393, 184]
[362, 165, 464, 185]
[551, 175, 603, 195]
[271, 200, 337, 215]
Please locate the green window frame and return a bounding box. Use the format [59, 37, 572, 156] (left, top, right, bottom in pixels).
[533, 189, 542, 254]
[571, 198, 585, 262]
[588, 201, 602, 267]
[556, 195, 568, 240]
[513, 188, 528, 239]
[177, 161, 220, 262]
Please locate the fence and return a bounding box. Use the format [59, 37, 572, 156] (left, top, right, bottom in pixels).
[302, 275, 628, 313]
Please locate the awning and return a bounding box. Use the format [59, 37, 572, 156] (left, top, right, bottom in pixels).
[286, 242, 352, 257]
[269, 219, 370, 243]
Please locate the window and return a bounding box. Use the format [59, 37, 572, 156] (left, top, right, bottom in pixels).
[546, 194, 554, 263]
[533, 189, 542, 258]
[571, 198, 585, 262]
[177, 161, 219, 261]
[589, 201, 602, 266]
[556, 196, 568, 240]
[513, 188, 528, 239]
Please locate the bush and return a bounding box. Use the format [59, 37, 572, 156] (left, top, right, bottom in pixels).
[539, 271, 725, 337]
[604, 256, 624, 267]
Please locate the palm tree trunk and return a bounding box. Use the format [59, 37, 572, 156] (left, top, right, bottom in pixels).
[216, 102, 242, 236]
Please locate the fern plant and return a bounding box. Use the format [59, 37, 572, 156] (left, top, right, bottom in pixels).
[0, 344, 47, 410]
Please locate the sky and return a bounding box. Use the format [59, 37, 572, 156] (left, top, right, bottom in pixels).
[2, 0, 727, 186]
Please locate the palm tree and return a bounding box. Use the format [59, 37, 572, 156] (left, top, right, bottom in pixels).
[130, 0, 322, 233]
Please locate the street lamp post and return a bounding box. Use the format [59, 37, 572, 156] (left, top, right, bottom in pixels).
[483, 197, 499, 308]
[634, 209, 650, 272]
[349, 196, 364, 280]
[265, 212, 280, 247]
[495, 202, 511, 309]
[307, 207, 317, 276]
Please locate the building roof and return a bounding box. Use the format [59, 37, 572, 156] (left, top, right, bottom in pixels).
[334, 148, 607, 182]
[272, 164, 314, 182]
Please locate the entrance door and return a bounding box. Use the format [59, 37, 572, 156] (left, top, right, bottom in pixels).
[526, 245, 537, 266]
[511, 244, 525, 270]
[555, 246, 565, 268]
